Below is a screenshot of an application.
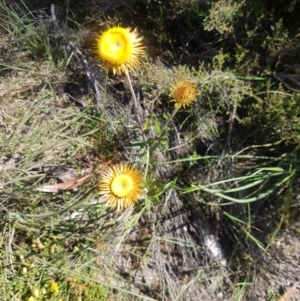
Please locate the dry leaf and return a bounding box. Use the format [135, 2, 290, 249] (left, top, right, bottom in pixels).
[36, 174, 93, 193]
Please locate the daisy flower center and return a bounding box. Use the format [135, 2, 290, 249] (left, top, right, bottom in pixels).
[99, 29, 132, 64]
[110, 174, 133, 197]
[175, 86, 189, 100]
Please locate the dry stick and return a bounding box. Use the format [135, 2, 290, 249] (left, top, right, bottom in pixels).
[50, 4, 102, 106]
[124, 70, 147, 144]
[223, 102, 237, 155]
[69, 42, 103, 107]
[216, 102, 238, 170]
[124, 70, 149, 178]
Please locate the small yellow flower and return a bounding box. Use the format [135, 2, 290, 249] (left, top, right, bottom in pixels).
[96, 26, 144, 75]
[27, 297, 35, 301]
[170, 81, 198, 108]
[50, 279, 59, 294]
[99, 163, 144, 211]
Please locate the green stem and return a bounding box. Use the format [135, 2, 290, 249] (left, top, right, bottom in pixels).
[159, 107, 179, 138]
[151, 106, 179, 151]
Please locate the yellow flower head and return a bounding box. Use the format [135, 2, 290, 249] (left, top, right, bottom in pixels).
[170, 81, 197, 108]
[97, 26, 144, 75]
[50, 279, 59, 294]
[99, 163, 144, 211]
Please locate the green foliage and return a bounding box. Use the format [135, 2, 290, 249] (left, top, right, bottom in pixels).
[243, 87, 300, 143]
[203, 0, 245, 35]
[126, 0, 204, 51]
[203, 0, 300, 73]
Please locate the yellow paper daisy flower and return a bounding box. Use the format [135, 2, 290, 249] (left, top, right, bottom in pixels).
[170, 81, 198, 108]
[99, 163, 144, 211]
[97, 26, 144, 75]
